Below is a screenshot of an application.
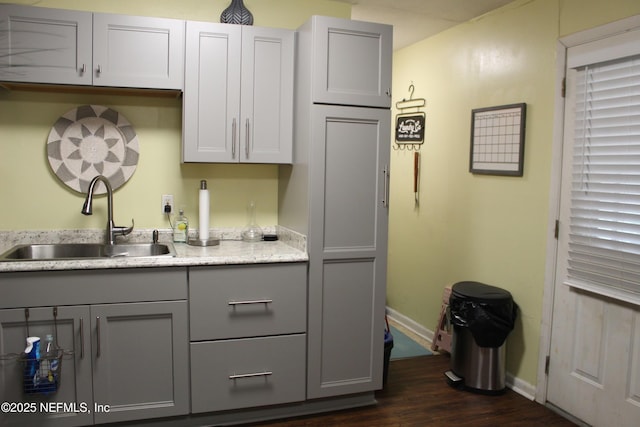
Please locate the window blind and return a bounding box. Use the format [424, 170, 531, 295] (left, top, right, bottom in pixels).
[567, 54, 640, 303]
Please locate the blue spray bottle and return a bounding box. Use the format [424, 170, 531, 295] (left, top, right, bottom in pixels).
[24, 336, 40, 393]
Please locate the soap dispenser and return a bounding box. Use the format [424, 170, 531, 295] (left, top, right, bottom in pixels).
[173, 208, 189, 243]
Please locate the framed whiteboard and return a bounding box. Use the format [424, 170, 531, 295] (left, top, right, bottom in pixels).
[469, 103, 526, 176]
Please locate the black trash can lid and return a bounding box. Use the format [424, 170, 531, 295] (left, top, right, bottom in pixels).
[451, 281, 512, 304]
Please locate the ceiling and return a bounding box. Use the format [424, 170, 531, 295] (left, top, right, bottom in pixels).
[333, 0, 514, 50]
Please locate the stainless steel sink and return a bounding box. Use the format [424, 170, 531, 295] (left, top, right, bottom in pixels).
[0, 243, 176, 261]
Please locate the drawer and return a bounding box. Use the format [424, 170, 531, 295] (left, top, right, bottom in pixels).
[0, 268, 187, 308]
[190, 334, 306, 413]
[189, 263, 306, 340]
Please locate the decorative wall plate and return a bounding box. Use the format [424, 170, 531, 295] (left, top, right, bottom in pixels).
[47, 105, 140, 194]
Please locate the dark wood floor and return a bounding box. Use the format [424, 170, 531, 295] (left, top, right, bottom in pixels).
[251, 354, 576, 426]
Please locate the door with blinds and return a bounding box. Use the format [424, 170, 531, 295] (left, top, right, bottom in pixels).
[547, 25, 640, 426]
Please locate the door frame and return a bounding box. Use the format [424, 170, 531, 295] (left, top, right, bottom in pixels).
[536, 13, 640, 405]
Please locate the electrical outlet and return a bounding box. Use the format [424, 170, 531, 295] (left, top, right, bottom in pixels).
[161, 195, 174, 214]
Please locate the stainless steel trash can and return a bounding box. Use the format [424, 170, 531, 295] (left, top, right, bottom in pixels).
[445, 281, 517, 394]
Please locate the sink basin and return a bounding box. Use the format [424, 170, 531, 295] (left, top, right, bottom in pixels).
[0, 243, 176, 261]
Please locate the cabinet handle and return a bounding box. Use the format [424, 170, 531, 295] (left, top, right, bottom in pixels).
[229, 371, 273, 380]
[245, 118, 250, 159]
[228, 299, 273, 306]
[79, 317, 84, 359]
[232, 118, 237, 159]
[95, 316, 101, 358]
[382, 165, 390, 207]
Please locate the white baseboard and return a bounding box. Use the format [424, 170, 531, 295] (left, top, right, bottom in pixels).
[506, 373, 536, 401]
[385, 306, 434, 343]
[385, 305, 537, 400]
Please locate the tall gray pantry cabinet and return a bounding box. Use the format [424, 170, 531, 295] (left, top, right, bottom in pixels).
[279, 16, 393, 399]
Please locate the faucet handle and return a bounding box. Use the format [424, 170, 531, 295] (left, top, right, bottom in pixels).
[114, 219, 134, 237]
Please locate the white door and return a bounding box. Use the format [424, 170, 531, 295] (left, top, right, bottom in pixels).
[547, 24, 640, 427]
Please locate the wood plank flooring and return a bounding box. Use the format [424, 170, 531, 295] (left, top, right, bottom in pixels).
[251, 354, 576, 426]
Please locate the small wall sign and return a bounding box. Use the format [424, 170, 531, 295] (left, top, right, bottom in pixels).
[395, 113, 425, 144]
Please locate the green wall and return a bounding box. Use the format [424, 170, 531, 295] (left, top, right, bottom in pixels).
[388, 0, 640, 387]
[0, 0, 349, 231]
[5, 0, 640, 391]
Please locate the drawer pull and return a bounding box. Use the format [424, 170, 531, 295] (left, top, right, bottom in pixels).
[96, 316, 101, 358]
[79, 317, 84, 359]
[229, 371, 273, 380]
[228, 299, 273, 306]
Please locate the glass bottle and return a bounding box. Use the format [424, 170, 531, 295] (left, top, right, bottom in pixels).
[241, 201, 263, 242]
[173, 208, 189, 243]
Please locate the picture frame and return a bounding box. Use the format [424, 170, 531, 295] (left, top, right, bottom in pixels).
[469, 103, 526, 176]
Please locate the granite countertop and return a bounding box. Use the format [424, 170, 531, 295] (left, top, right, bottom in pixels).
[0, 227, 308, 273]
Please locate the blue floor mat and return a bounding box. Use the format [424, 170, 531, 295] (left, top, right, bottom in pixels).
[389, 325, 432, 359]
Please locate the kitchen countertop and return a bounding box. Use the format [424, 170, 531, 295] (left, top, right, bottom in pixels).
[0, 227, 308, 273]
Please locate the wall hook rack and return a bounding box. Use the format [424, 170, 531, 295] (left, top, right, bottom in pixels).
[395, 83, 425, 112]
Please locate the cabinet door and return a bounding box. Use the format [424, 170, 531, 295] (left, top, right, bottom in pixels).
[183, 21, 241, 162]
[310, 16, 392, 108]
[92, 13, 185, 89]
[307, 105, 390, 398]
[0, 306, 93, 427]
[90, 301, 189, 424]
[240, 27, 294, 163]
[0, 5, 92, 85]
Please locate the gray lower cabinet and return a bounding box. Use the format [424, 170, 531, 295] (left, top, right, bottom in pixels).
[90, 301, 189, 424]
[189, 263, 306, 340]
[0, 268, 189, 426]
[188, 263, 307, 413]
[191, 334, 305, 413]
[0, 305, 93, 427]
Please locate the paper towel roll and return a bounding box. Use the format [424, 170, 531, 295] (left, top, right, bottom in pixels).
[199, 180, 209, 240]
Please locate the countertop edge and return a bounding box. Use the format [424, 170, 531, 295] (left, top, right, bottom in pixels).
[0, 228, 308, 273]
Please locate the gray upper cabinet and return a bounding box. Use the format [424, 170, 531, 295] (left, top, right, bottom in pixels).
[0, 5, 185, 90]
[92, 13, 185, 89]
[306, 16, 392, 108]
[182, 21, 294, 163]
[0, 5, 92, 85]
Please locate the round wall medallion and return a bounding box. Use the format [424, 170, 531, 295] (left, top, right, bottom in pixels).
[47, 105, 140, 194]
